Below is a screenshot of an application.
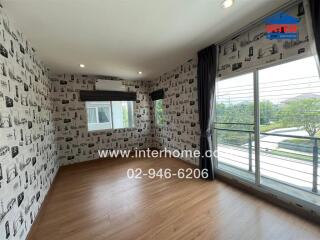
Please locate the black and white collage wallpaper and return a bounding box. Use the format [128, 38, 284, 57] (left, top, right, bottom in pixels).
[218, 3, 310, 78]
[0, 6, 59, 240]
[50, 74, 154, 166]
[150, 58, 200, 165]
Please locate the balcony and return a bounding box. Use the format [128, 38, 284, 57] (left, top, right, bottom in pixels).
[214, 126, 320, 206]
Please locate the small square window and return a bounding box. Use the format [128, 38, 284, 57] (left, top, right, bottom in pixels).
[86, 101, 135, 131]
[155, 99, 164, 126]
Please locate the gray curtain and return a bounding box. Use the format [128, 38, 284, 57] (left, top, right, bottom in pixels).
[197, 44, 217, 180]
[309, 0, 320, 59]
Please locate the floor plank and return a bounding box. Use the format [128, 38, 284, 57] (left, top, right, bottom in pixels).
[28, 157, 320, 240]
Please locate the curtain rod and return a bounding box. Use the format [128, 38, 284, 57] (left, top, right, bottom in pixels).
[216, 0, 302, 46]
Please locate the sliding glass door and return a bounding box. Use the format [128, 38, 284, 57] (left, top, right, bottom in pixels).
[214, 56, 320, 205]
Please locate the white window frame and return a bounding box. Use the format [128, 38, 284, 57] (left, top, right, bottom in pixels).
[85, 101, 135, 132]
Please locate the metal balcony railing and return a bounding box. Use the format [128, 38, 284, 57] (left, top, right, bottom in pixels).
[214, 124, 319, 194]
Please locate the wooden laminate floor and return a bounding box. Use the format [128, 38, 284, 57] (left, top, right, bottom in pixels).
[28, 157, 320, 240]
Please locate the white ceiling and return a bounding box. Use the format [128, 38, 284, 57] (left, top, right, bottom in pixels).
[4, 0, 291, 80]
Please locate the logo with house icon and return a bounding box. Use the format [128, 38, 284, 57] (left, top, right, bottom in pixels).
[265, 12, 299, 40]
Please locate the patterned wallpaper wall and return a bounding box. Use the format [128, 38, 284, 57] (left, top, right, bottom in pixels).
[151, 58, 200, 165]
[0, 6, 59, 240]
[50, 74, 153, 166]
[218, 2, 310, 78]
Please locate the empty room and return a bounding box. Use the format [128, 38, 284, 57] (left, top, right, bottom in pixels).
[1, 0, 320, 239]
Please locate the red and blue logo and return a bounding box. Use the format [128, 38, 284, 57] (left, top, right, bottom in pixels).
[265, 12, 299, 40]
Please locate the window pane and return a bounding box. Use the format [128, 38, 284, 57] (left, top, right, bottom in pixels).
[87, 108, 97, 123]
[98, 107, 110, 123]
[216, 73, 254, 125]
[86, 102, 112, 131]
[215, 72, 255, 182]
[259, 56, 320, 193]
[125, 101, 135, 128]
[112, 101, 135, 129]
[155, 99, 164, 126]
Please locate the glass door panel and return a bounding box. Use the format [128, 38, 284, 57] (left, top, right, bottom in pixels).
[215, 72, 255, 182]
[258, 57, 320, 197]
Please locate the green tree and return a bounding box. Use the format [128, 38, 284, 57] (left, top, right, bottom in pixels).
[216, 102, 253, 126]
[216, 100, 277, 126]
[122, 103, 128, 127]
[215, 100, 279, 145]
[215, 101, 254, 145]
[155, 99, 164, 125]
[280, 98, 320, 137]
[260, 100, 279, 125]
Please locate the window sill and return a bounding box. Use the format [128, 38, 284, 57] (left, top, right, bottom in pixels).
[88, 127, 137, 133]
